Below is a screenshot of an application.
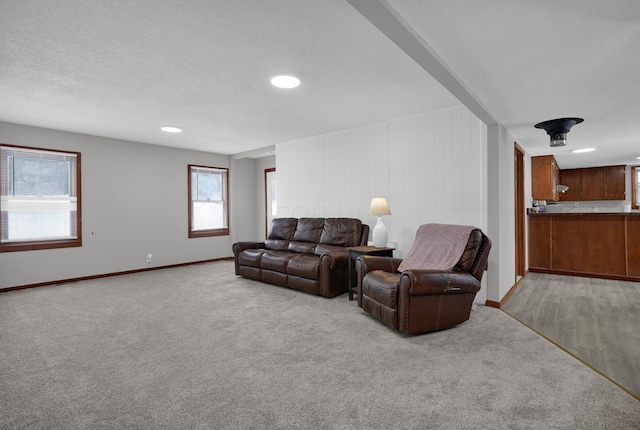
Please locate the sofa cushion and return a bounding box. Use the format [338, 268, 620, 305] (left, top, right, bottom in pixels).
[293, 218, 325, 242]
[288, 241, 317, 254]
[264, 239, 290, 251]
[261, 250, 294, 272]
[237, 248, 266, 268]
[319, 218, 363, 247]
[287, 254, 320, 279]
[314, 243, 347, 255]
[269, 218, 298, 240]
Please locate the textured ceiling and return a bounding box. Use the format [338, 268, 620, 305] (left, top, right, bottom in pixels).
[1, 1, 639, 168]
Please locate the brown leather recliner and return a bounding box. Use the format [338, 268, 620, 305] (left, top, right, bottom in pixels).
[355, 226, 491, 335]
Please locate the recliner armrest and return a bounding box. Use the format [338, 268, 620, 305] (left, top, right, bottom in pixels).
[400, 270, 480, 296]
[357, 255, 403, 274]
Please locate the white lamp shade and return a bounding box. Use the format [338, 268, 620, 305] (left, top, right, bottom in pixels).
[369, 197, 391, 216]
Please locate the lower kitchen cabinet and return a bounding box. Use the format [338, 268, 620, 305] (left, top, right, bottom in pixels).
[529, 213, 640, 280]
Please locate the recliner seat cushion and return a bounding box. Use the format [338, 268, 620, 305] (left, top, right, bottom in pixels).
[237, 248, 266, 268]
[288, 241, 317, 254]
[287, 254, 320, 279]
[261, 250, 294, 272]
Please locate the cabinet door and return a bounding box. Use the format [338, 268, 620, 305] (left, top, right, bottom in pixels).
[559, 169, 582, 201]
[581, 167, 604, 200]
[532, 155, 559, 201]
[603, 165, 626, 200]
[528, 216, 551, 269]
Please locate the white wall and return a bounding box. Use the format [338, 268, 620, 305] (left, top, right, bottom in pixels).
[230, 158, 257, 243]
[0, 122, 236, 289]
[486, 124, 516, 303]
[277, 105, 490, 303]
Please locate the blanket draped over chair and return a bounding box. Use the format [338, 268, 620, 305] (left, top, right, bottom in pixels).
[356, 223, 491, 335]
[397, 223, 477, 272]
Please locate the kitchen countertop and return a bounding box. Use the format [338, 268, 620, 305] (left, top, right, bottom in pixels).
[528, 211, 640, 215]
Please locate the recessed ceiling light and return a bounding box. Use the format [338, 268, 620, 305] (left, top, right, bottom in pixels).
[572, 148, 596, 153]
[270, 75, 300, 89]
[161, 126, 182, 133]
[637, 156, 640, 160]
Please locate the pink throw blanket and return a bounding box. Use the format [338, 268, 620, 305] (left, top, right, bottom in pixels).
[397, 223, 477, 272]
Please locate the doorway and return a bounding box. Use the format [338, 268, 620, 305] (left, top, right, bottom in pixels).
[264, 168, 276, 239]
[514, 143, 526, 279]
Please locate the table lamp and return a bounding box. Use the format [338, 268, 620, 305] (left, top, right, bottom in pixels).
[369, 197, 391, 247]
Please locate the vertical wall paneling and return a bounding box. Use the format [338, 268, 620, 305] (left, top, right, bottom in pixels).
[277, 105, 485, 265]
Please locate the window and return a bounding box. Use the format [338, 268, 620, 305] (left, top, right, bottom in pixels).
[1, 144, 81, 252]
[633, 165, 640, 210]
[188, 165, 229, 237]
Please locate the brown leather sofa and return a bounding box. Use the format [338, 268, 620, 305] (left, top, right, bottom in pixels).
[355, 227, 491, 334]
[233, 217, 369, 297]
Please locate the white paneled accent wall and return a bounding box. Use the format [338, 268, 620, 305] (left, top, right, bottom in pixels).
[277, 105, 486, 260]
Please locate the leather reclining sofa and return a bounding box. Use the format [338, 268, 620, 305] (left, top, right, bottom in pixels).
[233, 217, 369, 297]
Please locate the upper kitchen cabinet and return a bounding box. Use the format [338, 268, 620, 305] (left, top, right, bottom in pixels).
[532, 155, 560, 201]
[602, 165, 626, 200]
[559, 169, 582, 201]
[558, 165, 626, 201]
[581, 167, 604, 200]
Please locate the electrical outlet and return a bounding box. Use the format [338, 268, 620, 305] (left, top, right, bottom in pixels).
[146, 253, 152, 263]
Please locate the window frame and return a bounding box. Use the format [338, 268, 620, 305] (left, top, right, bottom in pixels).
[0, 143, 82, 253]
[188, 164, 229, 238]
[632, 165, 640, 210]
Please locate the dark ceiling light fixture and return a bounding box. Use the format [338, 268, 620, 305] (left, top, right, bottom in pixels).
[534, 117, 584, 147]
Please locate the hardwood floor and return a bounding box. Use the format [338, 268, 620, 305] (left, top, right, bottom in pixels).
[502, 272, 640, 400]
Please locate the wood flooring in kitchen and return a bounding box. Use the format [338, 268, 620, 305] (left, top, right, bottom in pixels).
[501, 272, 640, 400]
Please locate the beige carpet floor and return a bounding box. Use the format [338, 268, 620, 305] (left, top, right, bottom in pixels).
[1, 261, 639, 429]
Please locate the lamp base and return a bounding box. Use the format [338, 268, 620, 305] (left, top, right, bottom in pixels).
[372, 216, 388, 248]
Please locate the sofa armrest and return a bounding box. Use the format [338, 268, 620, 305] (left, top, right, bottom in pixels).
[318, 250, 348, 269]
[399, 270, 480, 296]
[232, 241, 266, 275]
[232, 241, 266, 256]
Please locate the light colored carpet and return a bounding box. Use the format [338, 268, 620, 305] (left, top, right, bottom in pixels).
[1, 260, 639, 429]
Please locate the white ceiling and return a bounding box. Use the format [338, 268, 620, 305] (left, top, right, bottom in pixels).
[1, 0, 639, 169]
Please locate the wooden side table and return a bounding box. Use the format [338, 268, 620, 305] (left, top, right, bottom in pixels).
[346, 246, 395, 301]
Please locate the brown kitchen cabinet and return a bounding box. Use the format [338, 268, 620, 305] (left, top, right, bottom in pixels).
[602, 165, 626, 200]
[581, 167, 604, 200]
[558, 165, 626, 201]
[559, 169, 582, 201]
[532, 155, 560, 201]
[528, 213, 640, 281]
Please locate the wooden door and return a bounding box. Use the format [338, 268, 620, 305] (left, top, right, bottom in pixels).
[514, 143, 525, 277]
[264, 168, 276, 239]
